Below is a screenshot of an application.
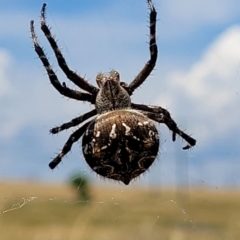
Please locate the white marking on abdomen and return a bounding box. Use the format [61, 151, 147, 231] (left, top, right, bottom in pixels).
[109, 124, 117, 139]
[122, 122, 131, 135]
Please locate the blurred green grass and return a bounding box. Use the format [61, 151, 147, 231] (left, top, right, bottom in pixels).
[1, 181, 240, 240]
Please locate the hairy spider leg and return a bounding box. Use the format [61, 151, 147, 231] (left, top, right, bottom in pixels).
[30, 21, 93, 102]
[40, 3, 98, 97]
[49, 120, 92, 169]
[132, 103, 196, 149]
[126, 0, 158, 95]
[50, 109, 97, 134]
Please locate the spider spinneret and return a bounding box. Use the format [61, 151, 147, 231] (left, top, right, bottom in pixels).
[30, 0, 196, 185]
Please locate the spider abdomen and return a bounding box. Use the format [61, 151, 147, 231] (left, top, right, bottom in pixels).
[82, 110, 159, 185]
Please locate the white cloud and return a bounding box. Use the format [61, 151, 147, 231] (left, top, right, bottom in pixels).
[156, 25, 240, 146]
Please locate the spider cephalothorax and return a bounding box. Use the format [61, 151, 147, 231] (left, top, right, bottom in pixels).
[30, 1, 196, 185]
[95, 70, 131, 113]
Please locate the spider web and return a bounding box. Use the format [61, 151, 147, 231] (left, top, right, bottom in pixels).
[0, 140, 229, 240]
[1, 1, 240, 239]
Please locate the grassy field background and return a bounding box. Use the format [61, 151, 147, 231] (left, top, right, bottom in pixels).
[1, 181, 240, 240]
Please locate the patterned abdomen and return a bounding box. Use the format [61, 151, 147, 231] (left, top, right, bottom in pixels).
[82, 110, 159, 185]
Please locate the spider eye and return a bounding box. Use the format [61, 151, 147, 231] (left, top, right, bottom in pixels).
[114, 71, 119, 78]
[96, 73, 103, 80]
[110, 70, 120, 81]
[96, 73, 104, 87]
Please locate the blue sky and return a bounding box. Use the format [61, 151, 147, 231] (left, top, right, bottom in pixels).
[0, 0, 240, 188]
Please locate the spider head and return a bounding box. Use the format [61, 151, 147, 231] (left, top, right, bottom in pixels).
[95, 70, 131, 113]
[96, 70, 120, 89]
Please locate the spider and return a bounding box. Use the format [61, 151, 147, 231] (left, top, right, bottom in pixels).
[30, 0, 196, 185]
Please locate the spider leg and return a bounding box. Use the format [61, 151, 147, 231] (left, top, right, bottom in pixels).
[30, 20, 94, 103]
[132, 103, 196, 149]
[50, 109, 97, 134]
[40, 3, 98, 96]
[126, 0, 157, 95]
[49, 120, 92, 169]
